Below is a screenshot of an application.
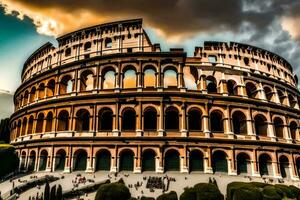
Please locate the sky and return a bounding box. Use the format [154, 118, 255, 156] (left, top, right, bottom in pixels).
[1, 0, 300, 118]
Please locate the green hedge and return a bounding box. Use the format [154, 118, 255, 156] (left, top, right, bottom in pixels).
[0, 146, 19, 178]
[95, 182, 131, 200]
[157, 191, 178, 200]
[180, 183, 224, 200]
[227, 182, 300, 200]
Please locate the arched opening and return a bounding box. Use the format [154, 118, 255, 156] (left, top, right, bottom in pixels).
[123, 68, 137, 88]
[189, 150, 204, 172]
[20, 151, 26, 170]
[264, 86, 273, 102]
[259, 154, 273, 176]
[65, 48, 71, 57]
[210, 110, 224, 132]
[27, 116, 34, 135]
[164, 68, 177, 88]
[57, 110, 69, 131]
[36, 113, 45, 133]
[254, 114, 268, 137]
[142, 149, 156, 172]
[28, 151, 36, 171]
[212, 150, 228, 173]
[279, 156, 290, 178]
[121, 108, 136, 131]
[119, 149, 134, 171]
[45, 112, 53, 132]
[288, 94, 296, 108]
[80, 70, 94, 91]
[46, 79, 55, 97]
[21, 118, 27, 136]
[245, 82, 257, 98]
[24, 90, 29, 105]
[16, 120, 21, 137]
[144, 107, 157, 131]
[39, 150, 48, 171]
[102, 69, 115, 89]
[290, 121, 298, 140]
[55, 149, 66, 171]
[232, 111, 247, 135]
[296, 158, 300, 177]
[84, 42, 91, 51]
[98, 108, 113, 131]
[73, 150, 87, 171]
[165, 107, 179, 131]
[144, 68, 156, 88]
[274, 117, 284, 138]
[206, 76, 217, 94]
[227, 80, 237, 96]
[105, 38, 112, 48]
[183, 66, 198, 90]
[75, 109, 90, 132]
[95, 150, 111, 171]
[164, 149, 180, 172]
[277, 89, 286, 104]
[237, 153, 251, 175]
[188, 108, 202, 131]
[29, 87, 36, 103]
[38, 83, 45, 99]
[60, 75, 73, 94]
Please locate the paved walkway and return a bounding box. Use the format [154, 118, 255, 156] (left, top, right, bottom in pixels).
[1, 172, 300, 200]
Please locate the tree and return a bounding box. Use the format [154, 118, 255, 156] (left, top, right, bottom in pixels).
[0, 118, 10, 143]
[44, 182, 50, 200]
[50, 185, 56, 200]
[56, 184, 63, 200]
[0, 147, 19, 178]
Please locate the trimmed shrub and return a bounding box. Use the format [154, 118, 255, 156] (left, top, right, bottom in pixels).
[44, 182, 50, 200]
[194, 183, 224, 200]
[289, 185, 300, 200]
[141, 197, 155, 200]
[232, 187, 262, 200]
[157, 191, 178, 200]
[56, 184, 63, 200]
[95, 182, 131, 200]
[180, 187, 196, 200]
[262, 185, 282, 200]
[274, 184, 295, 199]
[50, 185, 56, 200]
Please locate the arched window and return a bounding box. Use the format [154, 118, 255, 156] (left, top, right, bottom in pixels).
[16, 120, 21, 137]
[279, 156, 289, 178]
[164, 149, 180, 171]
[184, 66, 198, 90]
[142, 149, 156, 172]
[277, 89, 285, 104]
[189, 150, 204, 172]
[210, 110, 224, 132]
[212, 151, 228, 173]
[102, 69, 115, 89]
[20, 151, 26, 170]
[165, 107, 179, 131]
[75, 109, 90, 132]
[274, 117, 284, 138]
[38, 83, 45, 99]
[245, 82, 257, 98]
[254, 114, 268, 136]
[73, 149, 87, 171]
[105, 38, 112, 48]
[24, 90, 29, 105]
[164, 68, 177, 88]
[144, 107, 157, 131]
[57, 110, 69, 131]
[45, 112, 53, 132]
[60, 75, 73, 94]
[119, 149, 134, 171]
[206, 76, 217, 93]
[36, 113, 44, 133]
[95, 150, 111, 171]
[29, 87, 36, 103]
[39, 150, 48, 171]
[259, 154, 273, 176]
[28, 151, 36, 171]
[144, 68, 156, 88]
[290, 121, 298, 140]
[123, 68, 137, 88]
[98, 108, 113, 131]
[288, 94, 296, 108]
[80, 71, 94, 91]
[46, 79, 55, 97]
[264, 86, 273, 102]
[122, 108, 136, 131]
[227, 80, 237, 96]
[27, 116, 34, 135]
[188, 108, 202, 131]
[232, 111, 247, 135]
[84, 42, 91, 51]
[65, 48, 71, 57]
[237, 153, 251, 175]
[21, 118, 27, 136]
[55, 149, 66, 171]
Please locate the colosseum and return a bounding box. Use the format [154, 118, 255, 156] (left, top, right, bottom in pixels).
[9, 19, 300, 180]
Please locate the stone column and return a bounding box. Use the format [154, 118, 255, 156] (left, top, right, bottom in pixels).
[258, 82, 267, 102]
[273, 86, 280, 104]
[111, 146, 118, 172]
[64, 146, 72, 173]
[225, 107, 234, 139]
[46, 147, 53, 172]
[251, 150, 260, 177]
[134, 146, 142, 173]
[113, 101, 120, 136]
[204, 148, 213, 174]
[181, 146, 188, 173]
[158, 101, 164, 136]
[115, 62, 121, 92]
[136, 101, 143, 136]
[267, 112, 276, 141]
[220, 73, 228, 96]
[199, 74, 207, 94]
[156, 147, 164, 173]
[157, 61, 163, 91]
[86, 147, 94, 173]
[228, 149, 237, 175]
[290, 155, 299, 180]
[181, 103, 188, 137]
[246, 108, 256, 140]
[178, 62, 186, 92]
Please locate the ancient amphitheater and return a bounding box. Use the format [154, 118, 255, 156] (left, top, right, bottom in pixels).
[9, 19, 300, 180]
